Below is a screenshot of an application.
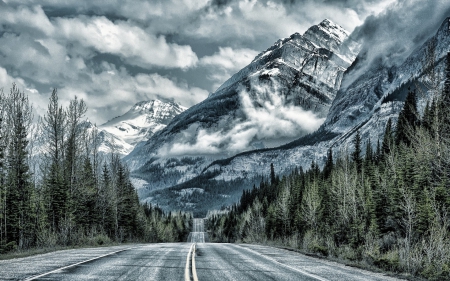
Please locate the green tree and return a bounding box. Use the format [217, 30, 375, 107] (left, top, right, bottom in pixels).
[4, 84, 34, 248]
[395, 88, 419, 146]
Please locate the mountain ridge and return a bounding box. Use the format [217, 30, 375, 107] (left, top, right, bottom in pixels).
[124, 19, 360, 210]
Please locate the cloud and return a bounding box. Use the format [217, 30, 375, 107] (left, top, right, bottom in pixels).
[157, 79, 325, 157]
[0, 66, 48, 118]
[342, 0, 450, 88]
[55, 64, 209, 124]
[54, 16, 198, 69]
[199, 47, 259, 90]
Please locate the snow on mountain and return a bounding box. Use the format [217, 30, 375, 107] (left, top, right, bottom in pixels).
[124, 19, 359, 207]
[128, 17, 450, 212]
[204, 16, 450, 182]
[100, 100, 186, 152]
[28, 99, 185, 183]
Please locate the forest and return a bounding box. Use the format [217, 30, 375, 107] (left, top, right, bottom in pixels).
[0, 86, 191, 254]
[206, 52, 450, 280]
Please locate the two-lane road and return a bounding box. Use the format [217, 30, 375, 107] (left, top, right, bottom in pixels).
[0, 243, 402, 281]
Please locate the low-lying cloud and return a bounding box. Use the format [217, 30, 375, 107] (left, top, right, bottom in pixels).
[157, 79, 325, 157]
[342, 0, 450, 88]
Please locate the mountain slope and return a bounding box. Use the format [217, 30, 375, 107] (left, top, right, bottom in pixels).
[124, 19, 359, 210]
[126, 19, 357, 165]
[99, 99, 186, 154]
[203, 16, 450, 183]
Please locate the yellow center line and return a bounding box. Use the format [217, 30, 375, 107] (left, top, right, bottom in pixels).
[192, 243, 198, 281]
[184, 243, 194, 281]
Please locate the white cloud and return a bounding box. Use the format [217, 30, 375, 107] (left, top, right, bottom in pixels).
[199, 47, 258, 90]
[157, 79, 325, 157]
[55, 64, 209, 124]
[0, 66, 47, 118]
[343, 0, 450, 88]
[0, 5, 54, 35]
[54, 16, 198, 69]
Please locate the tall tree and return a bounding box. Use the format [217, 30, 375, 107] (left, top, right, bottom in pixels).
[352, 130, 362, 174]
[42, 89, 67, 231]
[439, 52, 450, 142]
[4, 84, 34, 248]
[395, 88, 419, 146]
[381, 118, 394, 160]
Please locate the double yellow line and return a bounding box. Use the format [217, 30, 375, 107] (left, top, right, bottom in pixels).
[184, 243, 199, 281]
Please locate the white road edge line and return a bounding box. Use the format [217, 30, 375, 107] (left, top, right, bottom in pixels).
[23, 246, 138, 281]
[185, 243, 194, 281]
[192, 243, 198, 281]
[237, 245, 329, 281]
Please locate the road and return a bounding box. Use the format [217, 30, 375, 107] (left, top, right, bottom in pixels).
[188, 218, 208, 243]
[0, 219, 402, 281]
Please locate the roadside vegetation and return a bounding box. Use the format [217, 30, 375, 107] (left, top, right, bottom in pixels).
[0, 85, 192, 256]
[206, 53, 450, 281]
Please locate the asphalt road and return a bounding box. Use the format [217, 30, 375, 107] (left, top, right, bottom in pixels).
[0, 219, 402, 281]
[0, 243, 403, 281]
[188, 218, 207, 243]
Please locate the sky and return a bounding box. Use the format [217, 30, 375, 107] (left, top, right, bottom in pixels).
[0, 0, 448, 124]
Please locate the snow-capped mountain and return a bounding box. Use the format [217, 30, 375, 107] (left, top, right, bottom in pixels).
[129, 17, 449, 213]
[124, 19, 359, 207]
[28, 99, 185, 175]
[100, 100, 186, 151]
[202, 16, 450, 182]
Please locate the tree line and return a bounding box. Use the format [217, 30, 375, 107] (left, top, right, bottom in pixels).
[206, 52, 450, 280]
[0, 85, 192, 253]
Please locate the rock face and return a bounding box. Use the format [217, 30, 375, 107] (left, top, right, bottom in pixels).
[203, 16, 450, 183]
[125, 19, 358, 191]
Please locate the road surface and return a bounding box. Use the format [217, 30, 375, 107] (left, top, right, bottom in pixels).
[0, 243, 402, 281]
[0, 219, 402, 280]
[188, 218, 208, 243]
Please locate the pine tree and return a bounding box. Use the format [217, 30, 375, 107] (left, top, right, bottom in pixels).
[395, 88, 419, 146]
[439, 52, 450, 141]
[381, 118, 394, 160]
[352, 130, 362, 174]
[42, 89, 67, 231]
[4, 84, 34, 248]
[323, 147, 333, 179]
[270, 163, 277, 186]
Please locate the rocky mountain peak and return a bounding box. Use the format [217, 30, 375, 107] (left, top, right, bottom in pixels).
[100, 99, 186, 148]
[303, 18, 350, 54]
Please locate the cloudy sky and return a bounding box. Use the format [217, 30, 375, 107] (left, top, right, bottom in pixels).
[0, 0, 449, 124]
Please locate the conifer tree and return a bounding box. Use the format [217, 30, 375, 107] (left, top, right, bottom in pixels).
[352, 130, 362, 173]
[42, 89, 67, 231]
[381, 118, 394, 159]
[439, 52, 450, 141]
[4, 84, 34, 248]
[395, 88, 419, 146]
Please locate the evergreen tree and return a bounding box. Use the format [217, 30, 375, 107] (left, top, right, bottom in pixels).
[439, 52, 450, 141]
[270, 163, 277, 186]
[395, 88, 419, 146]
[42, 89, 67, 231]
[352, 130, 362, 173]
[323, 147, 333, 179]
[381, 118, 394, 159]
[4, 84, 34, 248]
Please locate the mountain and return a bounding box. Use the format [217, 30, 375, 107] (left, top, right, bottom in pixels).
[99, 99, 186, 156]
[131, 17, 449, 214]
[28, 99, 185, 182]
[124, 19, 359, 210]
[201, 17, 450, 185]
